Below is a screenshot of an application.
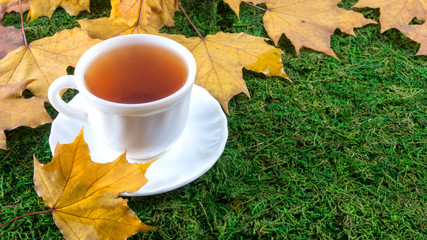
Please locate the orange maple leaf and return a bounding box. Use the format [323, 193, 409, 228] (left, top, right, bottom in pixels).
[34, 130, 155, 239]
[0, 79, 51, 149]
[262, 0, 376, 58]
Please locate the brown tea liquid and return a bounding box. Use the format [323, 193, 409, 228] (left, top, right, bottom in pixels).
[84, 44, 188, 104]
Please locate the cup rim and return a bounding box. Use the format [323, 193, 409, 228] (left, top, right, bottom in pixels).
[74, 34, 196, 111]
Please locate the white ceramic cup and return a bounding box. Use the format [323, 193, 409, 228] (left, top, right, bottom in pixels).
[48, 34, 197, 160]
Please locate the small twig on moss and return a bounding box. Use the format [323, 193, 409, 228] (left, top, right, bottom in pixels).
[177, 0, 204, 39]
[243, 2, 267, 11]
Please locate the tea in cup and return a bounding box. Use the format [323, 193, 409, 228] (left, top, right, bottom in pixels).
[48, 34, 197, 160]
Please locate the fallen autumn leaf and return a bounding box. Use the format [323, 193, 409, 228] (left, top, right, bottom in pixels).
[110, 0, 177, 30]
[0, 79, 51, 149]
[166, 32, 288, 114]
[262, 0, 376, 58]
[34, 129, 155, 239]
[78, 17, 159, 40]
[0, 27, 100, 98]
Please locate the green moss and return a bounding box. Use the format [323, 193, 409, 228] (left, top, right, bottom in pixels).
[1, 0, 426, 239]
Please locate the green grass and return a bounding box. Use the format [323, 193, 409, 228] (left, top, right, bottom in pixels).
[1, 0, 426, 239]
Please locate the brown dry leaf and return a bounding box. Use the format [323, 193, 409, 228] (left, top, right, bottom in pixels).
[110, 0, 177, 30]
[78, 17, 158, 40]
[34, 130, 155, 239]
[0, 79, 51, 149]
[0, 0, 30, 24]
[0, 26, 24, 59]
[27, 0, 89, 21]
[262, 0, 376, 58]
[166, 32, 288, 114]
[223, 0, 266, 17]
[0, 27, 101, 98]
[354, 0, 427, 32]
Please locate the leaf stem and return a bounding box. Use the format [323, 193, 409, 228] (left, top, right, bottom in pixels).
[243, 2, 266, 11]
[18, 0, 28, 47]
[0, 209, 53, 229]
[177, 0, 204, 39]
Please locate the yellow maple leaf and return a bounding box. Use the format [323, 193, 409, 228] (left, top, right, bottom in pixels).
[245, 48, 290, 80]
[59, 0, 90, 16]
[262, 0, 376, 58]
[0, 79, 51, 149]
[0, 27, 101, 98]
[110, 0, 177, 30]
[34, 130, 155, 239]
[27, 0, 89, 21]
[27, 0, 59, 20]
[223, 0, 266, 17]
[354, 0, 427, 56]
[166, 32, 288, 114]
[354, 0, 427, 32]
[147, 0, 177, 27]
[78, 17, 159, 40]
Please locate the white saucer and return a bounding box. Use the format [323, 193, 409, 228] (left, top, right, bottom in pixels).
[49, 85, 228, 196]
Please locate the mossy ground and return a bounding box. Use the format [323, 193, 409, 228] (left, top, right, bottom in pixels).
[1, 0, 426, 239]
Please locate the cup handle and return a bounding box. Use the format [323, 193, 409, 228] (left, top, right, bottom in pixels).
[48, 75, 88, 123]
